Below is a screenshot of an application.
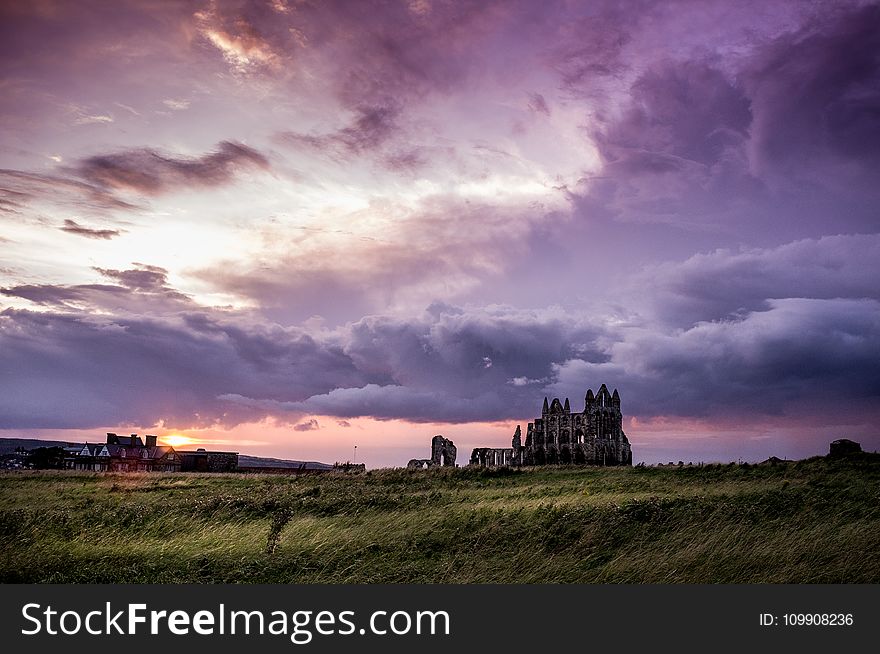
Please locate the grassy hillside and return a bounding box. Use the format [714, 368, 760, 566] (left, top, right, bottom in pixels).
[1, 455, 878, 583]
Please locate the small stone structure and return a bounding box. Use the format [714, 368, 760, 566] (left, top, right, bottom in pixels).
[829, 439, 862, 456]
[178, 448, 239, 472]
[471, 385, 633, 467]
[407, 435, 457, 468]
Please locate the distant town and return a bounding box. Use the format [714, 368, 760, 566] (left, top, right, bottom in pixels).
[0, 433, 364, 475]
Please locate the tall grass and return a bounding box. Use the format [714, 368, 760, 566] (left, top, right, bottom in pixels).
[1, 455, 878, 583]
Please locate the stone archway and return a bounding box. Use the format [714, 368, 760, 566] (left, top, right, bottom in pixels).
[431, 435, 457, 467]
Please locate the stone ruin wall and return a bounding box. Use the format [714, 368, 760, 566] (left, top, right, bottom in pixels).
[407, 435, 457, 468]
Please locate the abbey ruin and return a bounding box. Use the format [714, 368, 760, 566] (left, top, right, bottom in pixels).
[407, 434, 458, 468]
[470, 384, 633, 467]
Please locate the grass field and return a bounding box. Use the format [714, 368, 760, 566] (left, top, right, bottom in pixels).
[1, 455, 878, 583]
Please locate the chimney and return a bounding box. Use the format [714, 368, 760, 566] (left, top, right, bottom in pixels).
[106, 432, 118, 444]
[145, 434, 157, 448]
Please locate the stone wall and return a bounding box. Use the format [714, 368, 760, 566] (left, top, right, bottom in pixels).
[179, 450, 239, 472]
[470, 447, 515, 466]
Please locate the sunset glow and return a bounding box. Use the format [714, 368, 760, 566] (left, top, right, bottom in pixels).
[162, 435, 195, 449]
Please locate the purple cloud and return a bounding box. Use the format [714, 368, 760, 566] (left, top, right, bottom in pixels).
[60, 219, 122, 240]
[636, 234, 880, 326]
[567, 2, 880, 241]
[293, 418, 320, 432]
[75, 141, 270, 196]
[283, 103, 402, 158]
[527, 92, 550, 116]
[3, 239, 880, 435]
[0, 305, 363, 429]
[744, 3, 880, 184]
[1, 264, 191, 313]
[550, 297, 880, 423]
[0, 169, 139, 213]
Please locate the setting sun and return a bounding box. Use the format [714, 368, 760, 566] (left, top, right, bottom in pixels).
[163, 434, 194, 448]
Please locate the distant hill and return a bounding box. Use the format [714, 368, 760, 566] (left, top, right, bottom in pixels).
[0, 438, 333, 470]
[237, 455, 333, 471]
[0, 438, 78, 454]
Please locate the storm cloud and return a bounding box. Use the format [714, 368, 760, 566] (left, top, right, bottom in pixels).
[5, 235, 879, 431]
[0, 305, 363, 429]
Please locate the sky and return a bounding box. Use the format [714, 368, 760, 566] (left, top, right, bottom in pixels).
[1, 0, 879, 467]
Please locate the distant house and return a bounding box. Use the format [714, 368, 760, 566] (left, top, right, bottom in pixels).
[64, 433, 181, 472]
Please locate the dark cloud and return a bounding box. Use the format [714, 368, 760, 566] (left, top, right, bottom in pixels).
[75, 141, 270, 196]
[221, 232, 880, 427]
[293, 419, 320, 432]
[0, 168, 139, 213]
[1, 284, 98, 307]
[550, 297, 880, 423]
[1, 141, 270, 218]
[60, 218, 121, 240]
[222, 303, 609, 423]
[527, 92, 550, 116]
[548, 3, 632, 91]
[3, 235, 880, 431]
[94, 263, 175, 292]
[0, 286, 609, 428]
[744, 3, 880, 183]
[547, 233, 880, 421]
[383, 148, 429, 173]
[1, 264, 191, 313]
[637, 234, 880, 326]
[574, 58, 758, 230]
[337, 104, 401, 152]
[282, 103, 401, 157]
[251, 384, 508, 424]
[570, 2, 880, 239]
[0, 306, 364, 430]
[603, 61, 751, 165]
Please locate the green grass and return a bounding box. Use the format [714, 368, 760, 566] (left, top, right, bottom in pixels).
[1, 455, 879, 583]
